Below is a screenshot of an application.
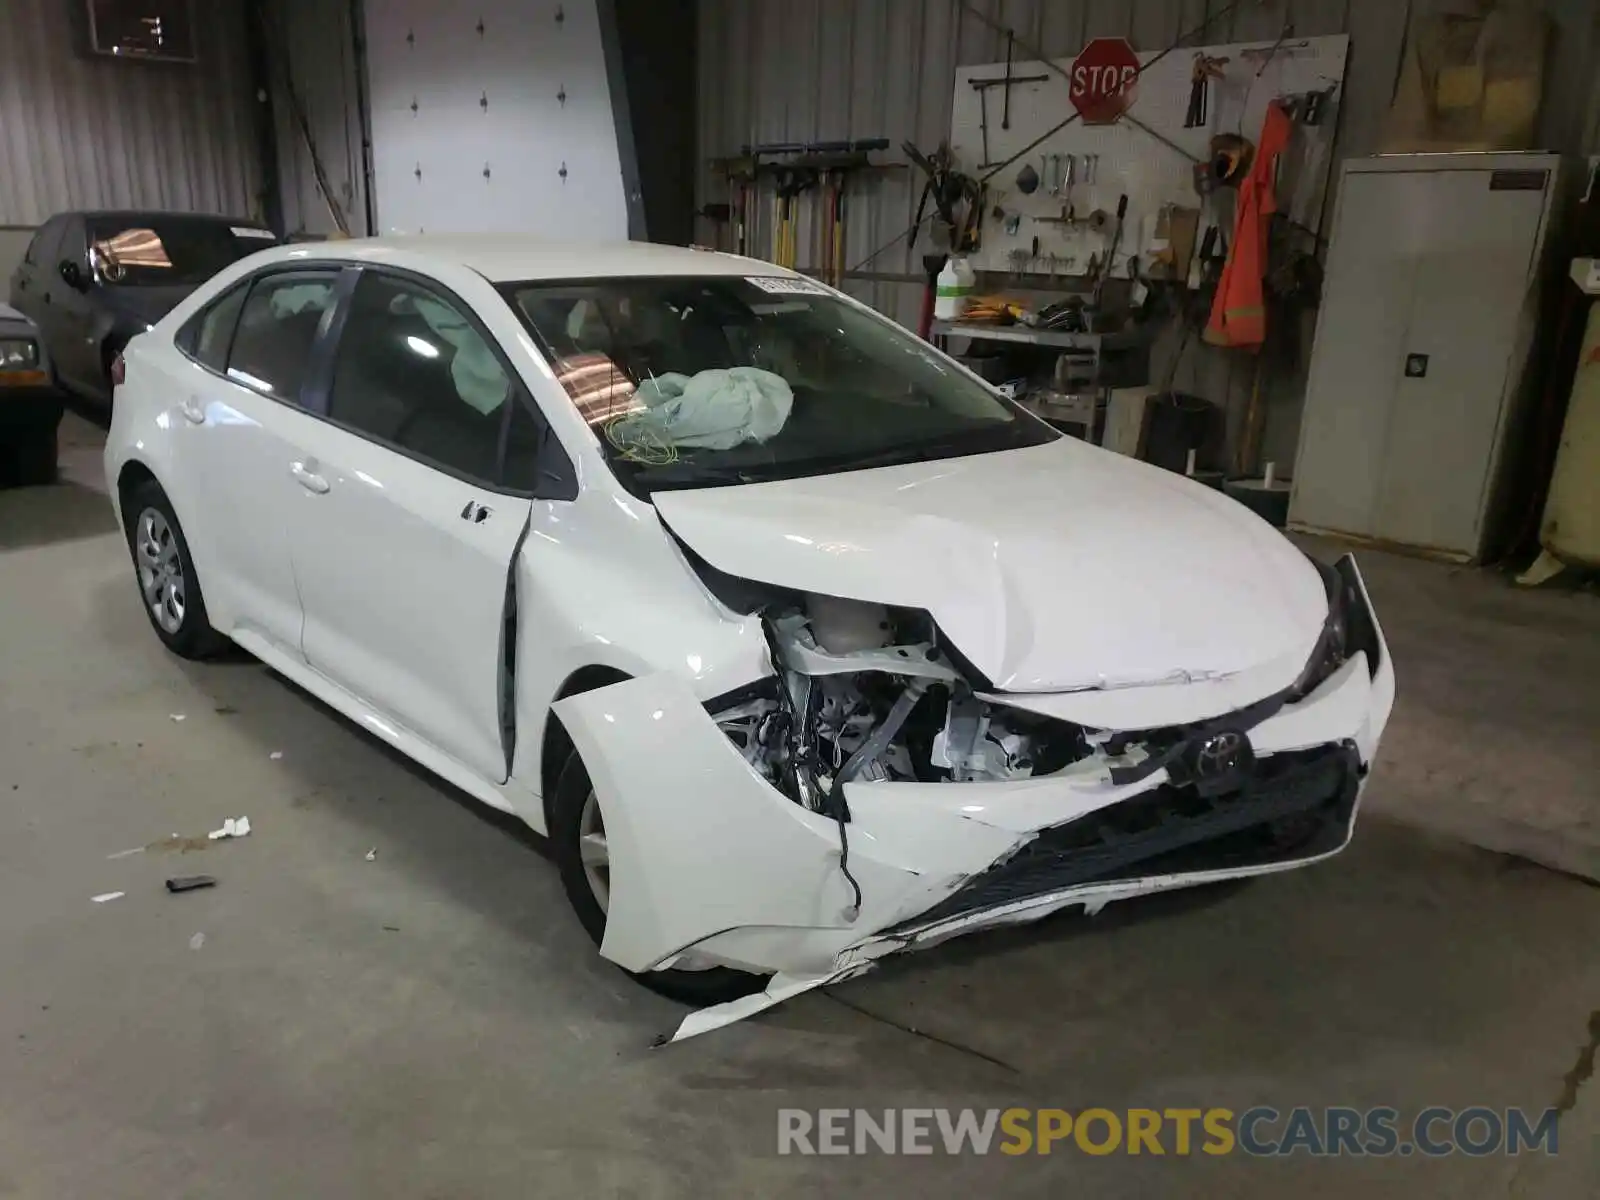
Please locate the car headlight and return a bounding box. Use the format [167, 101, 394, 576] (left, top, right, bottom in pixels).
[1294, 557, 1349, 697]
[0, 339, 40, 370]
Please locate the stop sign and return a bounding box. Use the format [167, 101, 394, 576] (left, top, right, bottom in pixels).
[1070, 37, 1140, 125]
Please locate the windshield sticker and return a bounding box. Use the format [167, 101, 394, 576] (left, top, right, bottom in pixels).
[232, 227, 277, 239]
[750, 301, 815, 315]
[746, 276, 830, 296]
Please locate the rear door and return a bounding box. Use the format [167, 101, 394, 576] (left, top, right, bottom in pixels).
[175, 268, 343, 655]
[12, 217, 66, 353]
[285, 267, 538, 784]
[10, 217, 61, 316]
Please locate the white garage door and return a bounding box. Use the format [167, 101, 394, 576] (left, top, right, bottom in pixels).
[363, 0, 629, 240]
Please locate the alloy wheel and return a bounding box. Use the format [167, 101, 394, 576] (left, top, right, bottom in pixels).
[578, 788, 610, 913]
[135, 507, 186, 635]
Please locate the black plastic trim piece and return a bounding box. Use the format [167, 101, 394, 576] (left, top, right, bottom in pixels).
[905, 743, 1358, 929]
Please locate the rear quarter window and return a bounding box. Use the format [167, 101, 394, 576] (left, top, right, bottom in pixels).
[224, 273, 339, 402]
[177, 283, 250, 371]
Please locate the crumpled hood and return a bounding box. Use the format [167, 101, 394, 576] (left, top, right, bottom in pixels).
[652, 438, 1327, 694]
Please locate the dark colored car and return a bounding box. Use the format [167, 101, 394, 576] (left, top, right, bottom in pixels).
[8, 211, 279, 406]
[0, 302, 62, 485]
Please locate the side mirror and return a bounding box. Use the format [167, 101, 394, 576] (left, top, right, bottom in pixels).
[58, 260, 85, 290]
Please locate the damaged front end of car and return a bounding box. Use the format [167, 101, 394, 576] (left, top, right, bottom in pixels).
[553, 554, 1394, 1041]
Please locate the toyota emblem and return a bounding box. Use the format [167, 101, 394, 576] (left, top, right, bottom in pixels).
[1187, 729, 1255, 796]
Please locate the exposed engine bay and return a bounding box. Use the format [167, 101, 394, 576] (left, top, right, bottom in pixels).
[713, 594, 1091, 809]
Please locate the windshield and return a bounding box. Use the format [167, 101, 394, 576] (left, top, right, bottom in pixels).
[88, 218, 279, 287]
[502, 275, 1056, 493]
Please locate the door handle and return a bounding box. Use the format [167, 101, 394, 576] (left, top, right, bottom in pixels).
[291, 461, 330, 494]
[180, 398, 206, 424]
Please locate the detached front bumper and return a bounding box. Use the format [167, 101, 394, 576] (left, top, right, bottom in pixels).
[555, 555, 1394, 1034]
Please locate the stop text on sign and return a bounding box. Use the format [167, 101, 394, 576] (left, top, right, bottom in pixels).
[1069, 37, 1140, 125]
[1071, 64, 1139, 93]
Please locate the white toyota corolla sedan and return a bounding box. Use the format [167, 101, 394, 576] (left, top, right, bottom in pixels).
[105, 236, 1394, 1039]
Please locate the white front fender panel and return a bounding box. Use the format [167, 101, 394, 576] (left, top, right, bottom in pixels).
[554, 674, 1017, 974]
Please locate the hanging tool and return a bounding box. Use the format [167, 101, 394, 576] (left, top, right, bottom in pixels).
[773, 169, 816, 269]
[1185, 53, 1230, 129]
[969, 36, 1051, 170]
[904, 141, 981, 254]
[1092, 194, 1130, 308]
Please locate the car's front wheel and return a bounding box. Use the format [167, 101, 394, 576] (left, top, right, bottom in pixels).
[123, 480, 227, 659]
[550, 744, 769, 1007]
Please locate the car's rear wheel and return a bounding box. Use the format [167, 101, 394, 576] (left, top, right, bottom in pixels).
[123, 480, 227, 660]
[550, 745, 769, 1007]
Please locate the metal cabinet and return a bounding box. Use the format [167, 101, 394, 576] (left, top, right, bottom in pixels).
[1289, 154, 1559, 561]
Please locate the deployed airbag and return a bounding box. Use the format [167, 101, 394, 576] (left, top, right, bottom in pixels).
[610, 367, 793, 451]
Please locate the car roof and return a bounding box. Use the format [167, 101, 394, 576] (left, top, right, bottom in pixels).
[72, 210, 263, 224]
[258, 235, 792, 284]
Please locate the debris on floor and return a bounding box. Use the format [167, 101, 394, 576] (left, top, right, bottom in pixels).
[365, 848, 377, 861]
[166, 875, 217, 894]
[269, 751, 283, 760]
[90, 891, 125, 904]
[189, 932, 206, 950]
[146, 834, 212, 854]
[105, 846, 145, 860]
[208, 816, 251, 841]
[169, 713, 186, 722]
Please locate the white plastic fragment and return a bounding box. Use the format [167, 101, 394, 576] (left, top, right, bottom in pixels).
[269, 751, 283, 760]
[105, 846, 145, 860]
[169, 713, 186, 722]
[208, 816, 252, 840]
[91, 891, 125, 904]
[364, 848, 377, 862]
[189, 932, 206, 951]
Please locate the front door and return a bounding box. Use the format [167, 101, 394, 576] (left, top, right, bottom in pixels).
[287, 269, 533, 784]
[53, 217, 102, 397]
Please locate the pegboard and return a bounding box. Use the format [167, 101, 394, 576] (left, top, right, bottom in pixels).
[949, 35, 1349, 279]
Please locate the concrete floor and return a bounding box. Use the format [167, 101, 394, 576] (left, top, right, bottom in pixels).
[0, 416, 1596, 1197]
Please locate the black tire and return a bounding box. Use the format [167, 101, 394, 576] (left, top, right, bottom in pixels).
[14, 426, 58, 486]
[550, 745, 770, 1007]
[122, 480, 228, 660]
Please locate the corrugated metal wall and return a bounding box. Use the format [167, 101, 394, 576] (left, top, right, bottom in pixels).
[266, 0, 370, 236]
[697, 0, 1600, 469]
[0, 0, 262, 226]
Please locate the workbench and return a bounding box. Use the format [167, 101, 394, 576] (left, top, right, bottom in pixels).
[929, 320, 1143, 351]
[931, 319, 1147, 442]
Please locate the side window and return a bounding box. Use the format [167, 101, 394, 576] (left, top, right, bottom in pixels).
[328, 272, 514, 486]
[225, 272, 338, 401]
[179, 283, 249, 370]
[502, 391, 577, 500]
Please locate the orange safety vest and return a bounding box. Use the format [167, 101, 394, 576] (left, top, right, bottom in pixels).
[1205, 102, 1291, 349]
